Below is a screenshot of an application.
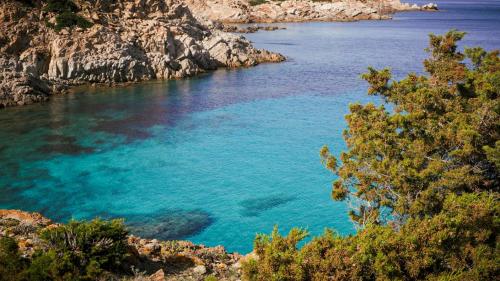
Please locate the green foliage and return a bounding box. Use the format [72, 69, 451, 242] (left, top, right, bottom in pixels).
[204, 275, 219, 281]
[41, 0, 93, 31]
[32, 218, 128, 280]
[16, 0, 37, 7]
[44, 0, 78, 13]
[244, 193, 499, 281]
[0, 219, 129, 281]
[249, 0, 267, 6]
[0, 237, 27, 281]
[54, 11, 93, 31]
[246, 30, 499, 281]
[320, 30, 499, 225]
[243, 226, 308, 281]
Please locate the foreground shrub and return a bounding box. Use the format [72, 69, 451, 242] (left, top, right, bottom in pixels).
[0, 237, 27, 281]
[244, 30, 499, 280]
[0, 218, 129, 281]
[244, 193, 499, 281]
[320, 30, 499, 225]
[243, 227, 308, 281]
[31, 218, 128, 280]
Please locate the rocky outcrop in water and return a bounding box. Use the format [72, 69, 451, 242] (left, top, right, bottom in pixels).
[0, 0, 284, 108]
[0, 209, 248, 281]
[422, 3, 438, 11]
[184, 0, 421, 23]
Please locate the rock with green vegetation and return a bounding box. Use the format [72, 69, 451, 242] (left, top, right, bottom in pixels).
[321, 30, 499, 225]
[242, 31, 499, 281]
[0, 0, 285, 108]
[0, 210, 245, 280]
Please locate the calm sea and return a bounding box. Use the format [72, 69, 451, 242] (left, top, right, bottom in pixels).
[1, 0, 499, 253]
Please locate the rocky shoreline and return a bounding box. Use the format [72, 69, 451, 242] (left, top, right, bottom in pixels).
[184, 0, 427, 24]
[0, 0, 437, 109]
[0, 0, 285, 108]
[0, 209, 251, 281]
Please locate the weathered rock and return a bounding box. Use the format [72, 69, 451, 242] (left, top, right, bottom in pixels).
[193, 265, 207, 275]
[0, 0, 284, 108]
[149, 269, 166, 281]
[422, 3, 439, 11]
[223, 24, 286, 33]
[0, 209, 245, 280]
[185, 0, 421, 24]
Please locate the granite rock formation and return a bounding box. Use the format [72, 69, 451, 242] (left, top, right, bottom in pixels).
[0, 209, 250, 281]
[184, 0, 422, 23]
[0, 0, 285, 108]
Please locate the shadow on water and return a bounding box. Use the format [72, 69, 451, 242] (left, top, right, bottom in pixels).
[37, 134, 95, 155]
[239, 194, 296, 217]
[100, 209, 215, 240]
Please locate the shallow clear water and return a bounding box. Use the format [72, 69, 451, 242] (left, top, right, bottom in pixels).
[1, 0, 500, 253]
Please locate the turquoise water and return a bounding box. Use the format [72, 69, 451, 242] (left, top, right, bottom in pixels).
[1, 0, 500, 253]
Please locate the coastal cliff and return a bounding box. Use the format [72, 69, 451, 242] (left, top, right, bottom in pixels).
[184, 0, 421, 23]
[0, 0, 285, 108]
[0, 209, 248, 281]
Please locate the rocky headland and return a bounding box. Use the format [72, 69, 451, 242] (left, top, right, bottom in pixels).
[0, 0, 285, 108]
[0, 0, 438, 109]
[184, 0, 425, 24]
[0, 209, 252, 281]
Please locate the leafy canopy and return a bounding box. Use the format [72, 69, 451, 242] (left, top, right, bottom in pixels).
[243, 31, 499, 281]
[320, 30, 499, 225]
[0, 218, 129, 281]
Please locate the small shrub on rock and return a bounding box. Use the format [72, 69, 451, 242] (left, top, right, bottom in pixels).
[44, 0, 78, 13]
[54, 11, 93, 31]
[0, 237, 28, 281]
[249, 0, 267, 6]
[22, 218, 129, 280]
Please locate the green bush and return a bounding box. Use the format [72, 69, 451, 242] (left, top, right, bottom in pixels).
[0, 237, 27, 281]
[320, 30, 499, 226]
[0, 219, 129, 281]
[204, 275, 219, 281]
[243, 193, 499, 281]
[35, 219, 128, 278]
[40, 0, 93, 31]
[44, 0, 78, 13]
[244, 30, 500, 281]
[54, 11, 93, 31]
[243, 227, 308, 281]
[249, 0, 267, 6]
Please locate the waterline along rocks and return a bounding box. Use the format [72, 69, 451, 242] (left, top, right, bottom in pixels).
[0, 209, 247, 281]
[0, 0, 285, 108]
[184, 0, 423, 24]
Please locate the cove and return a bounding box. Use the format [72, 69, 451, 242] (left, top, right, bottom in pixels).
[1, 0, 500, 253]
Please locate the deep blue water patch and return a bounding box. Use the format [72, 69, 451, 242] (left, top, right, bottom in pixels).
[1, 0, 500, 253]
[106, 209, 214, 240]
[240, 195, 296, 217]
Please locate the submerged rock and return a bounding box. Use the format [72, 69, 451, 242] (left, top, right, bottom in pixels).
[239, 194, 296, 217]
[117, 209, 214, 240]
[0, 209, 243, 280]
[0, 0, 285, 108]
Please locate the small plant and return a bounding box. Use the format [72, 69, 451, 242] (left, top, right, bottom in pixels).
[0, 237, 27, 281]
[204, 275, 219, 281]
[23, 218, 129, 280]
[243, 226, 308, 281]
[44, 0, 78, 13]
[55, 11, 93, 31]
[41, 0, 93, 31]
[249, 0, 267, 6]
